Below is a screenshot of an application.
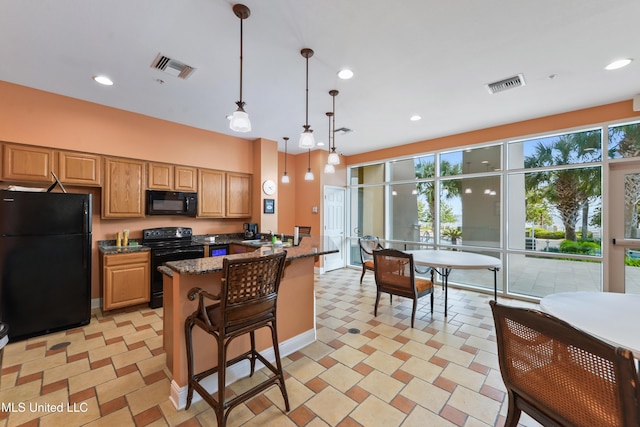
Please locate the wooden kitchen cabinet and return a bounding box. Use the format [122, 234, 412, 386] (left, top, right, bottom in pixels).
[103, 157, 146, 218]
[102, 251, 150, 311]
[197, 168, 225, 217]
[175, 166, 197, 191]
[58, 151, 101, 186]
[2, 143, 54, 183]
[148, 163, 196, 191]
[147, 162, 173, 190]
[226, 172, 252, 217]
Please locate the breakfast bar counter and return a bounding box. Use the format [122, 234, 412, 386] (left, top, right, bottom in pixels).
[159, 236, 337, 409]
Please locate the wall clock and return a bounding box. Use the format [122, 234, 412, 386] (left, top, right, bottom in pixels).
[262, 179, 276, 195]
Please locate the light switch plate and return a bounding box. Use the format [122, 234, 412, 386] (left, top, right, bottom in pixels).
[312, 205, 318, 213]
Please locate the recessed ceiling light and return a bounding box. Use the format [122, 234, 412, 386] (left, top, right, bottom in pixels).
[337, 69, 354, 80]
[605, 58, 633, 70]
[92, 75, 113, 86]
[410, 115, 422, 121]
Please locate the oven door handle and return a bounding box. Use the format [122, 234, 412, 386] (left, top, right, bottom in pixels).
[153, 247, 204, 257]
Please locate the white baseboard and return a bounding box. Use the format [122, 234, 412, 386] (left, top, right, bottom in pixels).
[169, 328, 316, 410]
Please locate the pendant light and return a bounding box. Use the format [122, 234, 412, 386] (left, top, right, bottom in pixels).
[281, 137, 290, 183]
[304, 149, 314, 181]
[299, 48, 315, 148]
[327, 89, 340, 165]
[324, 112, 335, 174]
[229, 4, 251, 133]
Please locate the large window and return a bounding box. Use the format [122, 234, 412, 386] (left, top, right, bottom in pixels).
[347, 122, 640, 299]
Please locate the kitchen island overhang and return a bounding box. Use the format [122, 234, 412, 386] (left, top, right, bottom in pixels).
[159, 236, 338, 409]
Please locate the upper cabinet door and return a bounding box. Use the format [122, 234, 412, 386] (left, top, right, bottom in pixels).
[103, 157, 146, 218]
[58, 151, 101, 186]
[198, 169, 225, 217]
[226, 172, 252, 218]
[148, 162, 173, 190]
[2, 144, 54, 183]
[175, 166, 197, 192]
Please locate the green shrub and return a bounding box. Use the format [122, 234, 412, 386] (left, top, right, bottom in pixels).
[558, 240, 601, 255]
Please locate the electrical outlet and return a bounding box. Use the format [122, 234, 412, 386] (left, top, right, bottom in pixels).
[312, 205, 318, 213]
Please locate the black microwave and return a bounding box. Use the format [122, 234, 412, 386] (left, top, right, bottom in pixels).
[146, 190, 197, 216]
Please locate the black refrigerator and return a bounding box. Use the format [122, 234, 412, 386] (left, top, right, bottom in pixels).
[0, 190, 92, 341]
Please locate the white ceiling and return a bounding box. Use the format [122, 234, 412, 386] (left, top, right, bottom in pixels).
[1, 0, 639, 156]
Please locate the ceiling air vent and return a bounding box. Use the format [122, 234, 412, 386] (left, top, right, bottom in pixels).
[334, 127, 353, 135]
[485, 73, 525, 94]
[151, 53, 195, 79]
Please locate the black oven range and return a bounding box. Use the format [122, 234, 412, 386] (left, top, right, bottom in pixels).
[143, 227, 204, 309]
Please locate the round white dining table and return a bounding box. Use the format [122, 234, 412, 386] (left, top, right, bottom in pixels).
[405, 250, 501, 317]
[540, 291, 640, 357]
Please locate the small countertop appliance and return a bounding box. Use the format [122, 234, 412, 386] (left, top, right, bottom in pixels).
[243, 223, 258, 239]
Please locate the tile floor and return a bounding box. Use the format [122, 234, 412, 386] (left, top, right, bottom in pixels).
[0, 268, 543, 427]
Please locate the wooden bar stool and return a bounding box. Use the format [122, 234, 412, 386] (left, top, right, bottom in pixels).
[184, 251, 290, 426]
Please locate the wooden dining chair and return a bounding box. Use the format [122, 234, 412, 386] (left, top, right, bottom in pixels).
[373, 248, 434, 328]
[490, 300, 640, 427]
[358, 235, 383, 283]
[184, 251, 290, 427]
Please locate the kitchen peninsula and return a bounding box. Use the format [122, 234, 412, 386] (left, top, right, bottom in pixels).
[158, 236, 338, 409]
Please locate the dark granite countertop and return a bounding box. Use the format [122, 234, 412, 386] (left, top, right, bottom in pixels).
[160, 236, 338, 276]
[98, 240, 150, 255]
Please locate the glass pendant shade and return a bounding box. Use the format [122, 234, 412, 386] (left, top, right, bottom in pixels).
[281, 173, 290, 184]
[304, 169, 314, 181]
[229, 109, 251, 132]
[327, 151, 340, 165]
[299, 129, 315, 149]
[324, 163, 335, 174]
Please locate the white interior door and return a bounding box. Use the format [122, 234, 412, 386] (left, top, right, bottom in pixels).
[608, 160, 640, 294]
[323, 186, 345, 271]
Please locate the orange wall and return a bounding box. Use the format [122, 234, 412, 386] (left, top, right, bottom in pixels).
[277, 151, 297, 234]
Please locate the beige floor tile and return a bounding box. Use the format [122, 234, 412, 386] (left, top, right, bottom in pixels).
[5, 388, 69, 427]
[136, 353, 166, 377]
[95, 371, 145, 405]
[110, 346, 152, 370]
[466, 335, 498, 354]
[265, 377, 313, 411]
[350, 395, 405, 427]
[20, 352, 67, 377]
[447, 385, 502, 425]
[144, 334, 164, 351]
[367, 335, 404, 354]
[362, 350, 404, 375]
[125, 378, 170, 415]
[400, 377, 450, 414]
[298, 340, 335, 361]
[82, 407, 134, 427]
[69, 364, 117, 395]
[305, 386, 358, 426]
[0, 379, 42, 405]
[337, 331, 371, 349]
[434, 344, 474, 367]
[318, 363, 363, 392]
[2, 345, 46, 368]
[328, 345, 368, 368]
[401, 406, 457, 427]
[43, 359, 91, 386]
[440, 363, 486, 392]
[241, 404, 297, 427]
[102, 324, 136, 341]
[87, 341, 128, 363]
[400, 356, 443, 383]
[370, 323, 402, 339]
[66, 336, 107, 357]
[398, 340, 437, 361]
[357, 370, 404, 402]
[285, 356, 326, 383]
[121, 328, 158, 346]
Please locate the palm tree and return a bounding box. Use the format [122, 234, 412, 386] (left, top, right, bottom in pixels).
[524, 131, 601, 241]
[415, 160, 462, 236]
[610, 124, 640, 237]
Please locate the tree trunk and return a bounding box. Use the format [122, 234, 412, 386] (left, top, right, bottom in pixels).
[581, 200, 589, 240]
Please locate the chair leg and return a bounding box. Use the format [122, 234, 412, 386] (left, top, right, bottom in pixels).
[270, 321, 290, 411]
[249, 330, 257, 376]
[360, 265, 366, 283]
[216, 334, 227, 427]
[184, 316, 195, 410]
[374, 291, 381, 316]
[411, 298, 417, 328]
[504, 391, 522, 427]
